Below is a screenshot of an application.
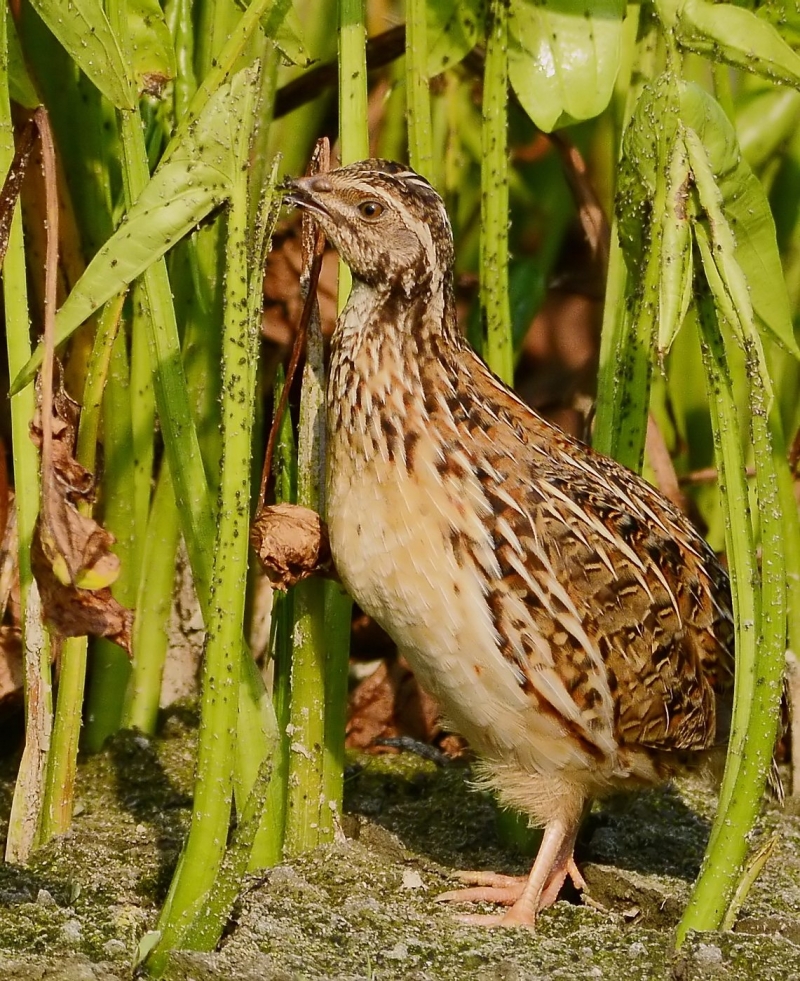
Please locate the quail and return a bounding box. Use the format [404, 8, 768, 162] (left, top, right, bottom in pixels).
[284, 160, 734, 927]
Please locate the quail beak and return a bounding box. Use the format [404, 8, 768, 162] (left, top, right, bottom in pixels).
[281, 176, 332, 219]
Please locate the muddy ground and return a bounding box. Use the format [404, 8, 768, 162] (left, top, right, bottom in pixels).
[0, 707, 798, 981]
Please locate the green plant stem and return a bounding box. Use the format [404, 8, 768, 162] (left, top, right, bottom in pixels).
[84, 329, 137, 751]
[150, 70, 259, 972]
[38, 637, 88, 841]
[479, 0, 513, 385]
[165, 0, 197, 120]
[129, 283, 155, 580]
[676, 289, 767, 942]
[317, 0, 365, 829]
[284, 258, 330, 854]
[405, 0, 433, 180]
[123, 461, 181, 734]
[258, 367, 297, 865]
[338, 0, 369, 164]
[594, 14, 658, 470]
[238, 151, 283, 871]
[322, 578, 352, 820]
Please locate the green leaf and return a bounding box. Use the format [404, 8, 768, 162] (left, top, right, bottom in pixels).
[658, 133, 693, 358]
[234, 0, 313, 66]
[754, 0, 800, 48]
[10, 67, 257, 395]
[7, 11, 38, 108]
[28, 0, 135, 109]
[508, 0, 626, 132]
[619, 75, 800, 362]
[427, 0, 485, 77]
[678, 81, 800, 360]
[270, 3, 313, 66]
[678, 0, 800, 87]
[129, 0, 177, 95]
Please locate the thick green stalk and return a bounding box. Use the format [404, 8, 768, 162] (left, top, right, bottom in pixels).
[150, 74, 259, 972]
[338, 0, 369, 164]
[593, 229, 657, 471]
[123, 462, 181, 734]
[38, 637, 88, 841]
[316, 0, 367, 828]
[337, 0, 369, 311]
[405, 0, 433, 180]
[84, 330, 137, 751]
[237, 96, 282, 868]
[284, 259, 330, 854]
[593, 13, 660, 470]
[129, 284, 155, 584]
[479, 0, 513, 385]
[3, 190, 49, 859]
[267, 0, 338, 179]
[257, 368, 297, 865]
[676, 291, 766, 941]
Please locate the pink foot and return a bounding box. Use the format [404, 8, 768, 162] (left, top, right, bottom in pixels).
[434, 833, 586, 929]
[435, 871, 527, 908]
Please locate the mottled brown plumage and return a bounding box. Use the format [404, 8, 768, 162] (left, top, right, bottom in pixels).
[285, 160, 734, 926]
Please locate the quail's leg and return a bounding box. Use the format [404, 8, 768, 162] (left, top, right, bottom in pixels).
[436, 816, 583, 927]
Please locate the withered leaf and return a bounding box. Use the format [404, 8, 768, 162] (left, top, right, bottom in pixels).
[346, 656, 444, 751]
[30, 372, 133, 653]
[250, 502, 332, 590]
[31, 526, 133, 654]
[31, 378, 120, 589]
[0, 119, 37, 278]
[0, 624, 22, 710]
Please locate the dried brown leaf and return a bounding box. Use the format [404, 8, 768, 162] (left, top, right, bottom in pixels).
[250, 502, 332, 590]
[346, 656, 444, 751]
[29, 370, 133, 652]
[31, 377, 121, 590]
[31, 525, 133, 654]
[0, 624, 22, 710]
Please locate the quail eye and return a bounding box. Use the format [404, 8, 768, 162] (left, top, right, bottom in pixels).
[358, 200, 384, 219]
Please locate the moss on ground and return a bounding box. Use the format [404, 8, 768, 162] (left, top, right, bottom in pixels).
[0, 708, 798, 980]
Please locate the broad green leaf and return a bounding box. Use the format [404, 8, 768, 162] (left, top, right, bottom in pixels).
[736, 85, 800, 171]
[678, 0, 800, 87]
[658, 133, 693, 357]
[687, 131, 776, 408]
[270, 4, 313, 66]
[616, 73, 681, 273]
[28, 0, 135, 110]
[678, 81, 800, 359]
[508, 0, 626, 132]
[7, 12, 38, 108]
[11, 67, 258, 395]
[129, 0, 177, 95]
[427, 0, 485, 77]
[754, 0, 800, 47]
[234, 0, 313, 66]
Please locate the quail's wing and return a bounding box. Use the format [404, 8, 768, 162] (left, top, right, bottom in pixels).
[443, 356, 734, 756]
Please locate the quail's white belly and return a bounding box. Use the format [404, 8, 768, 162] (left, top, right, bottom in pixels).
[326, 426, 590, 774]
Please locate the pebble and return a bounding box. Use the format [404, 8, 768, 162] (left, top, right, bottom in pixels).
[61, 918, 83, 943]
[36, 889, 56, 907]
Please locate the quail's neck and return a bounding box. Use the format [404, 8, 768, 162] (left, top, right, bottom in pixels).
[327, 270, 464, 442]
[335, 270, 462, 361]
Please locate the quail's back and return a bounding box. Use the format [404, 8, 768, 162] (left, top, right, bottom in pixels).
[286, 160, 734, 926]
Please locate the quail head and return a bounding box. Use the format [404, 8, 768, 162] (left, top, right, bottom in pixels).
[285, 160, 734, 927]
